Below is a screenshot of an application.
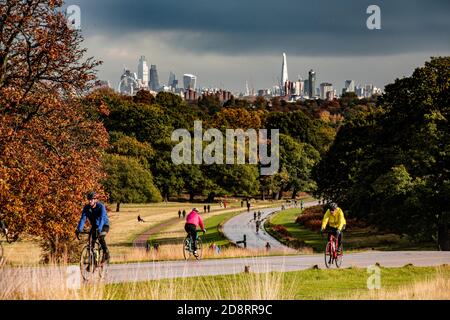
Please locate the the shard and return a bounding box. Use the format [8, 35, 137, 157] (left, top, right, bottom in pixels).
[281, 53, 289, 92]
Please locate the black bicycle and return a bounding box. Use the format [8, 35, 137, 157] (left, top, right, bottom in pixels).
[0, 226, 11, 267]
[183, 230, 205, 260]
[77, 231, 109, 281]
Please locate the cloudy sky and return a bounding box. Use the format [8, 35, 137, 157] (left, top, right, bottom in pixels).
[66, 0, 450, 93]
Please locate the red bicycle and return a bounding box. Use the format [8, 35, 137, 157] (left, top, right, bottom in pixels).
[322, 231, 343, 268]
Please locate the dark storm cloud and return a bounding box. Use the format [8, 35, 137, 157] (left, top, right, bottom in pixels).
[67, 0, 450, 55]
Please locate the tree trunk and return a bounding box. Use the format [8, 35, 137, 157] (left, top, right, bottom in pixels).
[261, 189, 265, 201]
[292, 188, 298, 199]
[438, 221, 450, 251]
[189, 191, 195, 202]
[206, 192, 216, 203]
[116, 203, 120, 212]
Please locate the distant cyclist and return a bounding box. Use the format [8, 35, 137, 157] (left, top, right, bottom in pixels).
[184, 208, 206, 257]
[320, 202, 346, 252]
[75, 192, 111, 262]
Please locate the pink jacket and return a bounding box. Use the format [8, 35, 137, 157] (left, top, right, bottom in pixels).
[186, 210, 205, 229]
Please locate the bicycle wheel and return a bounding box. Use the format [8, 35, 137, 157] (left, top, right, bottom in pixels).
[94, 242, 108, 279]
[80, 245, 94, 281]
[195, 237, 203, 260]
[0, 242, 4, 266]
[183, 236, 191, 260]
[335, 243, 344, 268]
[324, 242, 333, 269]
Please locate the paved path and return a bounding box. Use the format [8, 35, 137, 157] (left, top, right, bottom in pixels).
[133, 203, 283, 248]
[3, 251, 448, 285]
[222, 201, 319, 251]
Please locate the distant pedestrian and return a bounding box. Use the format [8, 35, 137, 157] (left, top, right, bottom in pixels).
[265, 242, 271, 251]
[254, 212, 257, 220]
[258, 211, 261, 220]
[241, 200, 244, 207]
[204, 205, 207, 213]
[182, 209, 186, 218]
[178, 210, 181, 219]
[294, 200, 298, 207]
[207, 204, 210, 213]
[256, 220, 261, 234]
[223, 202, 227, 209]
[247, 202, 251, 212]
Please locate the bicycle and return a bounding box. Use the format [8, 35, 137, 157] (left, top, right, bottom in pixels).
[77, 231, 109, 281]
[322, 231, 344, 268]
[183, 230, 205, 260]
[0, 228, 11, 267]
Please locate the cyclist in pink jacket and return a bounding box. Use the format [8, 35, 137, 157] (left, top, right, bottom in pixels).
[185, 208, 206, 256]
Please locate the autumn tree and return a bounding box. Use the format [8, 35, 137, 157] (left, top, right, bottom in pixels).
[0, 0, 107, 262]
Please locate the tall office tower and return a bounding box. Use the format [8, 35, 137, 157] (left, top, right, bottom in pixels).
[137, 56, 149, 87]
[183, 74, 197, 90]
[344, 80, 355, 93]
[294, 80, 304, 96]
[308, 69, 316, 98]
[245, 81, 250, 96]
[168, 72, 176, 88]
[118, 68, 139, 95]
[364, 84, 374, 97]
[320, 83, 334, 100]
[149, 65, 160, 91]
[304, 79, 310, 96]
[281, 53, 289, 93]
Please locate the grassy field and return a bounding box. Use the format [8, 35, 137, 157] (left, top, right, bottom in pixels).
[1, 202, 232, 265]
[266, 207, 436, 253]
[104, 265, 450, 300]
[1, 200, 282, 265]
[3, 264, 447, 300]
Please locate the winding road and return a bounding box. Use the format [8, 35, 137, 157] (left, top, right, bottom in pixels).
[222, 201, 318, 250]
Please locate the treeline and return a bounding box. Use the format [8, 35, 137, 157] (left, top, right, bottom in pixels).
[314, 57, 450, 250]
[83, 89, 337, 208]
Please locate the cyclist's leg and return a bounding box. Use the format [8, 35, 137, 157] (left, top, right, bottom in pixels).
[99, 225, 110, 261]
[185, 223, 197, 250]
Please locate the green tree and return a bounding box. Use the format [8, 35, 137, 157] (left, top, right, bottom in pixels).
[314, 57, 450, 250]
[102, 154, 162, 211]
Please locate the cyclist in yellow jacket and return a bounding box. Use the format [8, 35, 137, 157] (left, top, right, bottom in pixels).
[320, 203, 346, 251]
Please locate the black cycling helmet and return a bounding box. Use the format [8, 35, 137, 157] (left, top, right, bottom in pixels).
[329, 202, 338, 211]
[87, 191, 98, 200]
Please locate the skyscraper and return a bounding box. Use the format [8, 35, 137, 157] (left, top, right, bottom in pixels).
[281, 53, 289, 94]
[344, 80, 355, 93]
[168, 72, 176, 87]
[308, 69, 316, 98]
[137, 56, 149, 88]
[183, 74, 197, 90]
[320, 83, 334, 100]
[149, 65, 160, 91]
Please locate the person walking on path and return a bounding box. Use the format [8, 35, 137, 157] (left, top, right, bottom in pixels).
[207, 204, 210, 213]
[178, 210, 181, 219]
[204, 205, 207, 213]
[247, 201, 251, 212]
[182, 209, 186, 218]
[258, 211, 261, 220]
[254, 212, 257, 221]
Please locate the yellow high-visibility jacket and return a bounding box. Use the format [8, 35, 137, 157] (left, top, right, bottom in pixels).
[321, 208, 346, 231]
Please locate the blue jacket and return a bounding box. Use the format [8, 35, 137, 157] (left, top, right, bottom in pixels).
[77, 202, 109, 232]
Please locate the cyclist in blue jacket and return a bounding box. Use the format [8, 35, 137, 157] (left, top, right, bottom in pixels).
[75, 191, 110, 262]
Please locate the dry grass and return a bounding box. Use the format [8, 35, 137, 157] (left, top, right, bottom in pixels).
[350, 273, 450, 300]
[0, 260, 298, 300]
[111, 244, 304, 264]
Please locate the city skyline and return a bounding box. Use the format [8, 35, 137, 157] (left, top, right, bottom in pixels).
[68, 0, 450, 93]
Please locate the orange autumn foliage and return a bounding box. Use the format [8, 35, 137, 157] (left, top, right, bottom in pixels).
[0, 0, 108, 262]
